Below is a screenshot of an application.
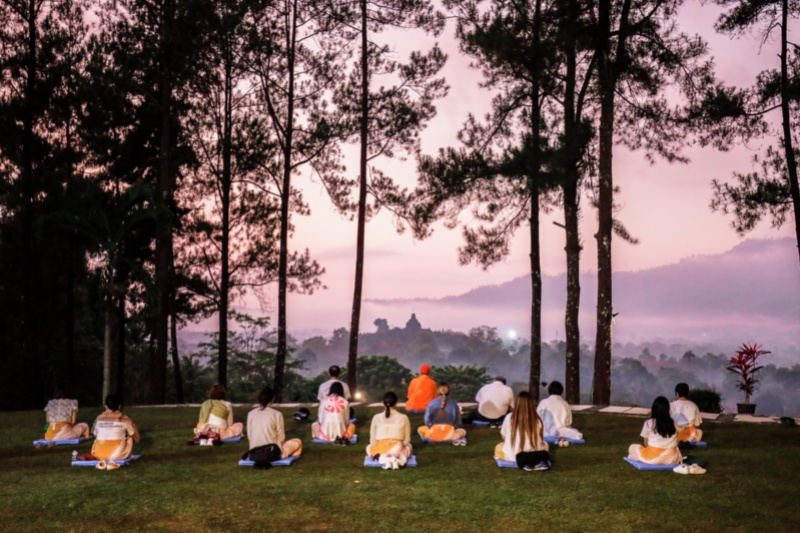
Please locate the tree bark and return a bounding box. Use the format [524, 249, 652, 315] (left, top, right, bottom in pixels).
[170, 309, 184, 403]
[347, 0, 370, 397]
[780, 0, 800, 267]
[219, 42, 233, 388]
[116, 289, 125, 399]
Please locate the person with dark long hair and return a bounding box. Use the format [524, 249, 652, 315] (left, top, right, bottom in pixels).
[494, 391, 550, 471]
[247, 386, 302, 458]
[366, 392, 412, 469]
[42, 382, 89, 441]
[312, 381, 356, 444]
[627, 396, 682, 465]
[418, 383, 466, 443]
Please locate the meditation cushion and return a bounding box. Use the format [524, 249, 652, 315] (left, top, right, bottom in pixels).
[34, 436, 92, 447]
[363, 455, 417, 467]
[623, 457, 680, 470]
[494, 457, 518, 468]
[312, 435, 358, 444]
[72, 454, 140, 467]
[239, 454, 301, 467]
[543, 436, 585, 445]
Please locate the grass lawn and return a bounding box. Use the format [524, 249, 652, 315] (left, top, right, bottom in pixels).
[1, 405, 798, 533]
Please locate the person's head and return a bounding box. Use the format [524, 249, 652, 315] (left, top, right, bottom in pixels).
[329, 365, 341, 378]
[53, 381, 73, 400]
[675, 383, 690, 399]
[650, 396, 676, 438]
[547, 381, 564, 396]
[104, 394, 122, 412]
[510, 391, 543, 450]
[420, 364, 431, 375]
[209, 383, 228, 400]
[438, 382, 451, 410]
[383, 391, 398, 418]
[495, 376, 507, 385]
[257, 386, 275, 408]
[329, 381, 345, 398]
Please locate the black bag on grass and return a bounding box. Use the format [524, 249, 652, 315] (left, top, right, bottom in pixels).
[243, 444, 282, 469]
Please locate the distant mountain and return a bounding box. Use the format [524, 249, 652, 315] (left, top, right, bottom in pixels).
[366, 238, 800, 344]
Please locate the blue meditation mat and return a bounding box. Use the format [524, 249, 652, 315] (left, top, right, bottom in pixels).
[623, 457, 680, 470]
[405, 409, 425, 414]
[544, 436, 585, 445]
[420, 437, 467, 445]
[239, 454, 301, 467]
[189, 435, 243, 445]
[34, 436, 92, 447]
[472, 420, 499, 427]
[72, 454, 140, 467]
[363, 455, 417, 467]
[494, 457, 517, 468]
[678, 440, 707, 448]
[312, 435, 358, 444]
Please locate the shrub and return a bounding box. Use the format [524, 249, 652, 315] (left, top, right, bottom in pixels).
[688, 388, 722, 414]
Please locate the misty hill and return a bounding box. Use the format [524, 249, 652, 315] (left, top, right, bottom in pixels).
[367, 238, 800, 345]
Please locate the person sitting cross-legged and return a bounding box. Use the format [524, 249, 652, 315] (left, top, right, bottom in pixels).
[312, 382, 356, 445]
[91, 394, 140, 470]
[628, 396, 682, 465]
[43, 381, 89, 442]
[405, 364, 438, 412]
[195, 383, 243, 440]
[670, 383, 703, 443]
[247, 386, 302, 459]
[537, 381, 583, 441]
[464, 376, 515, 427]
[418, 383, 466, 443]
[366, 392, 412, 470]
[494, 391, 550, 471]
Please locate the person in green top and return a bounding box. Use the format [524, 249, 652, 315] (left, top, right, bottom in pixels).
[195, 384, 243, 440]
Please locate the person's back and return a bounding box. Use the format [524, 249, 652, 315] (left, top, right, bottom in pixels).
[418, 383, 467, 443]
[537, 381, 582, 440]
[247, 386, 302, 458]
[317, 365, 351, 402]
[313, 382, 356, 443]
[44, 382, 89, 441]
[91, 394, 139, 468]
[367, 392, 413, 469]
[475, 377, 515, 422]
[406, 364, 438, 411]
[670, 383, 703, 443]
[495, 391, 550, 471]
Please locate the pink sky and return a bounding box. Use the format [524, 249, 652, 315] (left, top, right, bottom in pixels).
[193, 3, 797, 337]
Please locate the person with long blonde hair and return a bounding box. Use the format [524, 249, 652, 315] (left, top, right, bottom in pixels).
[494, 391, 550, 471]
[418, 383, 467, 444]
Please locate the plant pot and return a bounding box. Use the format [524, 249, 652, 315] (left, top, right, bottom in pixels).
[737, 403, 757, 415]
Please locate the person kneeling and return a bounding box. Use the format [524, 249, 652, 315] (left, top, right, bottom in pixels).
[91, 394, 139, 470]
[367, 392, 412, 470]
[418, 383, 466, 444]
[312, 382, 356, 445]
[628, 396, 682, 465]
[494, 391, 550, 471]
[247, 386, 302, 460]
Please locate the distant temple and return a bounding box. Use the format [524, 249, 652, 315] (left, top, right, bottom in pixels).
[405, 313, 422, 333]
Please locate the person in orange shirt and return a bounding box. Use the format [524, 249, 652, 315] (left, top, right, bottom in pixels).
[405, 364, 438, 412]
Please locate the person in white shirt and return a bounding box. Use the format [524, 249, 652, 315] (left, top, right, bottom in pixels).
[537, 381, 583, 440]
[247, 386, 302, 458]
[495, 391, 550, 471]
[366, 392, 412, 469]
[317, 365, 352, 402]
[466, 376, 515, 426]
[670, 383, 703, 443]
[312, 382, 356, 444]
[627, 396, 682, 465]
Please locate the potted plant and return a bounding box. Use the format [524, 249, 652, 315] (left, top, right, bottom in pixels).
[726, 343, 770, 415]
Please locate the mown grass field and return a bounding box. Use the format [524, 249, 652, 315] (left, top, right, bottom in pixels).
[0, 405, 797, 533]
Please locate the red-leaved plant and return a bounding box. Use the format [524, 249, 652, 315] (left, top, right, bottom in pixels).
[727, 343, 771, 404]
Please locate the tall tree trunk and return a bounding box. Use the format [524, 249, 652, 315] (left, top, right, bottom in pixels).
[170, 310, 184, 403]
[527, 0, 543, 401]
[563, 0, 581, 404]
[153, 0, 175, 404]
[66, 237, 75, 384]
[116, 290, 126, 399]
[102, 292, 114, 401]
[593, 0, 631, 405]
[219, 47, 233, 388]
[780, 0, 800, 266]
[275, 0, 299, 402]
[347, 0, 369, 396]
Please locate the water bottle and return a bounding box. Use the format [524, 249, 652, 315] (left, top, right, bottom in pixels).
[72, 450, 78, 462]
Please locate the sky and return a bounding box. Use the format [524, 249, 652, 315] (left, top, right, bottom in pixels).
[189, 2, 797, 339]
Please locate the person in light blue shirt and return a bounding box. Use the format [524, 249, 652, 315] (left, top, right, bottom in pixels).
[418, 383, 467, 443]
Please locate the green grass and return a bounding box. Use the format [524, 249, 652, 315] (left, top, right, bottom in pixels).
[1, 406, 797, 532]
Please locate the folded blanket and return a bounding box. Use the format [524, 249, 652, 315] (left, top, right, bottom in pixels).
[312, 435, 357, 444]
[623, 457, 680, 470]
[72, 454, 140, 467]
[363, 455, 417, 467]
[239, 455, 301, 467]
[34, 436, 92, 447]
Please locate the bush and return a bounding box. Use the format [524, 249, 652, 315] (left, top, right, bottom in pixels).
[688, 388, 722, 413]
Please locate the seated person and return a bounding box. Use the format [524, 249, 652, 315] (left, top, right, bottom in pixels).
[312, 382, 356, 444]
[405, 364, 438, 412]
[366, 392, 412, 469]
[91, 394, 140, 469]
[670, 382, 703, 443]
[43, 381, 89, 441]
[465, 376, 515, 425]
[418, 383, 466, 442]
[247, 386, 302, 458]
[537, 381, 583, 440]
[495, 391, 550, 471]
[317, 365, 351, 417]
[195, 383, 243, 439]
[627, 396, 682, 465]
